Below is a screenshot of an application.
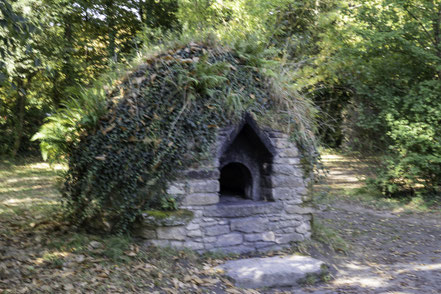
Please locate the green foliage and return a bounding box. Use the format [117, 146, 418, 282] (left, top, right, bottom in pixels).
[32, 87, 107, 162]
[35, 37, 318, 233]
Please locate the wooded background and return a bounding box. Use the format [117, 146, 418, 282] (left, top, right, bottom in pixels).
[2, 0, 441, 198]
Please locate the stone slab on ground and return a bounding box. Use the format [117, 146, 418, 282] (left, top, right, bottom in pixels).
[218, 255, 325, 288]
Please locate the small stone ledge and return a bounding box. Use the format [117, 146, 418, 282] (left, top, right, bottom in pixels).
[141, 209, 194, 227]
[285, 205, 315, 215]
[181, 193, 219, 206]
[203, 202, 283, 218]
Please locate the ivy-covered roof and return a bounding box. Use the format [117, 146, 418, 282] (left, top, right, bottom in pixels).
[61, 40, 317, 232]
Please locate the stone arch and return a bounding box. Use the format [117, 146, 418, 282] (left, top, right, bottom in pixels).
[218, 114, 275, 201]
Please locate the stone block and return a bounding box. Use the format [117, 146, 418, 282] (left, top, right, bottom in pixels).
[204, 236, 217, 243]
[230, 217, 267, 233]
[218, 255, 326, 288]
[270, 137, 290, 149]
[156, 226, 186, 241]
[181, 193, 219, 206]
[170, 240, 185, 248]
[271, 187, 303, 201]
[188, 180, 219, 193]
[244, 232, 275, 242]
[296, 223, 311, 234]
[273, 157, 301, 165]
[269, 219, 301, 230]
[267, 175, 303, 188]
[166, 183, 186, 195]
[186, 223, 200, 230]
[204, 202, 283, 218]
[271, 164, 302, 176]
[278, 148, 299, 158]
[215, 233, 243, 247]
[261, 188, 274, 201]
[184, 241, 204, 251]
[215, 245, 253, 254]
[187, 229, 202, 237]
[204, 225, 230, 236]
[285, 205, 315, 215]
[275, 233, 304, 244]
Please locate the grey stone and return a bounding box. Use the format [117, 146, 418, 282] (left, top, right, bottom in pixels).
[204, 202, 283, 218]
[166, 183, 186, 195]
[268, 175, 303, 188]
[184, 241, 204, 250]
[188, 180, 219, 193]
[218, 255, 325, 288]
[204, 236, 217, 243]
[204, 225, 230, 236]
[186, 223, 200, 230]
[296, 223, 310, 234]
[294, 186, 308, 196]
[156, 226, 186, 241]
[230, 217, 267, 233]
[244, 232, 275, 242]
[275, 232, 304, 244]
[285, 205, 315, 214]
[273, 157, 301, 165]
[215, 245, 254, 254]
[187, 229, 202, 237]
[278, 148, 299, 158]
[170, 240, 185, 248]
[269, 219, 301, 230]
[270, 137, 290, 149]
[271, 164, 302, 176]
[271, 187, 302, 201]
[214, 233, 243, 247]
[181, 193, 219, 206]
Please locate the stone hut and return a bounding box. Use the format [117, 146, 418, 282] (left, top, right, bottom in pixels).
[137, 113, 313, 254]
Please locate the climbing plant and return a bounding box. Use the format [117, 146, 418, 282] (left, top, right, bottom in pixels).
[34, 37, 318, 232]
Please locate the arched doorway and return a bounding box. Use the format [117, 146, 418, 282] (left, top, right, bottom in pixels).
[219, 162, 252, 199]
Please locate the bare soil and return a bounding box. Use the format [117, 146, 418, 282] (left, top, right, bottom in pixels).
[297, 154, 441, 294]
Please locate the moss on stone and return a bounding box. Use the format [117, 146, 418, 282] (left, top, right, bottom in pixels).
[142, 209, 194, 227]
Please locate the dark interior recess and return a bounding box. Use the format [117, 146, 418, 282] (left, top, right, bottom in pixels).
[219, 162, 252, 198]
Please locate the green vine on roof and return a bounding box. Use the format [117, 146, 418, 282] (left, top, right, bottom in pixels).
[35, 38, 319, 233]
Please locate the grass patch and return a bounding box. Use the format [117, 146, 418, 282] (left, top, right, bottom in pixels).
[312, 219, 348, 254]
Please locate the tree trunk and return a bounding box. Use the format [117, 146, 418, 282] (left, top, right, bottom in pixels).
[433, 3, 441, 79]
[11, 79, 26, 157]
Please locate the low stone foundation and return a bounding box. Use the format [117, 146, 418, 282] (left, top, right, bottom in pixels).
[136, 117, 313, 253]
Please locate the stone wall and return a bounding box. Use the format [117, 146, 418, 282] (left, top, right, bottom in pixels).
[136, 128, 313, 254]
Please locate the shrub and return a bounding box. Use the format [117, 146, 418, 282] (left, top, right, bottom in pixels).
[370, 81, 441, 197]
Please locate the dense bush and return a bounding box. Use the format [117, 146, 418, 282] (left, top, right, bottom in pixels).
[35, 38, 318, 232]
[371, 81, 441, 196]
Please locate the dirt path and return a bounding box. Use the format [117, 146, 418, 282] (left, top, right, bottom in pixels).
[297, 154, 441, 294]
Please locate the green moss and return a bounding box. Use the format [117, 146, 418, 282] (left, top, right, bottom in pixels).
[142, 209, 194, 227]
[143, 209, 194, 220]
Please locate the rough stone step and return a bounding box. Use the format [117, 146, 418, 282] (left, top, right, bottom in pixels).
[218, 255, 326, 288]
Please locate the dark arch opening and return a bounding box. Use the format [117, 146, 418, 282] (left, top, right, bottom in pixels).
[219, 162, 252, 199]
